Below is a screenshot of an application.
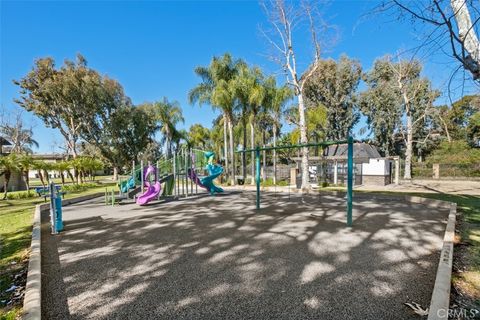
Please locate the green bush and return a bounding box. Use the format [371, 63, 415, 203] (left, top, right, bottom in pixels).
[62, 183, 98, 194]
[261, 178, 289, 187]
[5, 190, 36, 200]
[418, 141, 480, 177]
[427, 140, 480, 165]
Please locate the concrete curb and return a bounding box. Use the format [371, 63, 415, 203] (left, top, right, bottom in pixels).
[427, 202, 457, 320]
[22, 192, 104, 320]
[22, 205, 45, 320]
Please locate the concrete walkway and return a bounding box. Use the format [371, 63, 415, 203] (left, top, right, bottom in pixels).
[42, 191, 449, 319]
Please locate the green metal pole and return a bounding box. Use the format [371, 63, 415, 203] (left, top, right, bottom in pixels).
[347, 136, 353, 227]
[105, 188, 107, 206]
[255, 147, 260, 210]
[111, 189, 114, 207]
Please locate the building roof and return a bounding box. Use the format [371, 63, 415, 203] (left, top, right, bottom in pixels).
[0, 137, 12, 146]
[292, 143, 382, 163]
[32, 154, 66, 161]
[323, 142, 381, 161]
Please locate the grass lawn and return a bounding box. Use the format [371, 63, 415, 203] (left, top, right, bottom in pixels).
[0, 184, 117, 320]
[28, 175, 117, 187]
[320, 187, 480, 310]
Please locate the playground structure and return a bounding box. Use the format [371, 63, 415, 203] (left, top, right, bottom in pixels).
[38, 140, 455, 320]
[105, 148, 224, 206]
[237, 137, 354, 226]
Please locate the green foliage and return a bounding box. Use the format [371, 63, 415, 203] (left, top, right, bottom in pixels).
[285, 103, 327, 154]
[359, 58, 402, 156]
[189, 124, 211, 149]
[260, 178, 289, 187]
[62, 182, 98, 193]
[13, 54, 100, 156]
[467, 111, 480, 146]
[5, 191, 36, 200]
[303, 55, 362, 141]
[360, 57, 440, 159]
[151, 98, 185, 156]
[0, 154, 21, 199]
[76, 76, 157, 169]
[427, 140, 480, 165]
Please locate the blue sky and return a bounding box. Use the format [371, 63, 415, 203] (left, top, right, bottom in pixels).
[0, 0, 473, 153]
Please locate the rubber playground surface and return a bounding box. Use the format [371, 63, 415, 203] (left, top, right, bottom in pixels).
[41, 191, 449, 320]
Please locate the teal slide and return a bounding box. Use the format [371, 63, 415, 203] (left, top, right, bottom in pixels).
[199, 164, 224, 194]
[120, 177, 135, 193]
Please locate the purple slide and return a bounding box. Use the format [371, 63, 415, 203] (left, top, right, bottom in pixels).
[187, 168, 206, 189]
[136, 165, 162, 206]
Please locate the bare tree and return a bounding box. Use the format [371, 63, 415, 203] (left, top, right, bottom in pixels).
[0, 112, 39, 153]
[384, 0, 480, 81]
[260, 0, 331, 189]
[387, 57, 440, 179]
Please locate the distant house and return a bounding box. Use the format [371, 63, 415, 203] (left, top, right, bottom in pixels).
[0, 136, 12, 155]
[293, 142, 400, 186]
[29, 153, 66, 179]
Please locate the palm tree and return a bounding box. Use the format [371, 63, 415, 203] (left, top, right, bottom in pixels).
[188, 124, 211, 149]
[262, 77, 293, 184]
[18, 154, 35, 192]
[211, 78, 237, 184]
[153, 98, 184, 158]
[171, 128, 189, 154]
[65, 160, 76, 183]
[189, 53, 240, 185]
[33, 160, 48, 188]
[90, 159, 103, 181]
[233, 65, 265, 185]
[0, 154, 20, 199]
[54, 161, 71, 186]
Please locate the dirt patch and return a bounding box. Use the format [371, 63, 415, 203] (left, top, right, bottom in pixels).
[451, 215, 480, 319]
[0, 256, 28, 316]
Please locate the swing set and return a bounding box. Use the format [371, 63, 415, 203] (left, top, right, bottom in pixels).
[236, 136, 354, 227]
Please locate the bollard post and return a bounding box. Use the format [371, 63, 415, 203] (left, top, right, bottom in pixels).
[347, 136, 353, 227]
[256, 147, 261, 210]
[55, 196, 63, 232]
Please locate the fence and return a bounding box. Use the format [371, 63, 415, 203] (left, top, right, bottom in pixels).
[412, 162, 480, 179]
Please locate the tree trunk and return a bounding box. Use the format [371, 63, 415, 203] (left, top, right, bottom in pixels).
[24, 171, 30, 193]
[43, 170, 50, 184]
[450, 0, 480, 80]
[250, 122, 255, 185]
[298, 93, 310, 189]
[113, 166, 119, 181]
[60, 172, 65, 186]
[228, 118, 235, 186]
[404, 113, 413, 180]
[67, 170, 75, 184]
[273, 125, 277, 185]
[38, 170, 45, 187]
[2, 171, 11, 199]
[438, 114, 452, 143]
[223, 116, 229, 183]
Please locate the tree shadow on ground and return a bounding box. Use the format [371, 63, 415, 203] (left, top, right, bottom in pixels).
[42, 191, 449, 320]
